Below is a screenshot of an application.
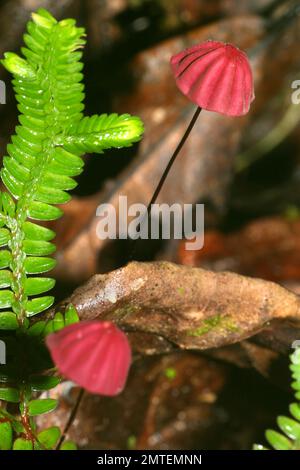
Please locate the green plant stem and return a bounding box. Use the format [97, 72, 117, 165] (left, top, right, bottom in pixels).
[20, 386, 35, 445]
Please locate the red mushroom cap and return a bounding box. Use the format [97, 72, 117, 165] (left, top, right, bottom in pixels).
[171, 40, 254, 117]
[46, 321, 131, 396]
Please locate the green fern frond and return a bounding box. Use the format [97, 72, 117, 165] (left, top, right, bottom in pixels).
[0, 8, 144, 326]
[254, 348, 300, 450]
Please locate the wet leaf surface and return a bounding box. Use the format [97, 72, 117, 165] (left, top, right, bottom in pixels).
[49, 261, 300, 355]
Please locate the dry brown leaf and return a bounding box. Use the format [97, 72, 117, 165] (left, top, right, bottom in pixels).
[51, 261, 300, 353]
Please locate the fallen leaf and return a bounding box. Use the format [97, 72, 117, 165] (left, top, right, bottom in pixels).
[51, 261, 300, 353]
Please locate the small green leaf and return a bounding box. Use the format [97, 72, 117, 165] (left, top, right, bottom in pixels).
[0, 228, 10, 247]
[290, 403, 300, 421]
[0, 311, 18, 330]
[0, 421, 13, 450]
[291, 380, 300, 391]
[60, 440, 77, 450]
[1, 52, 36, 80]
[27, 320, 46, 336]
[53, 312, 65, 331]
[53, 147, 84, 172]
[0, 290, 14, 308]
[29, 201, 63, 221]
[265, 429, 292, 450]
[23, 221, 55, 241]
[41, 172, 77, 191]
[36, 186, 71, 205]
[0, 270, 12, 288]
[1, 192, 15, 217]
[0, 250, 11, 269]
[23, 239, 56, 256]
[25, 256, 56, 274]
[13, 438, 33, 450]
[30, 375, 60, 392]
[24, 277, 55, 295]
[65, 304, 79, 325]
[0, 387, 20, 403]
[25, 296, 54, 316]
[38, 426, 61, 449]
[0, 409, 24, 434]
[32, 11, 56, 29]
[28, 398, 58, 416]
[277, 416, 300, 441]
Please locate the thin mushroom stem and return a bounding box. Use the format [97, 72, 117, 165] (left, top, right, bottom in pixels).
[145, 106, 202, 212]
[130, 106, 202, 259]
[56, 388, 85, 449]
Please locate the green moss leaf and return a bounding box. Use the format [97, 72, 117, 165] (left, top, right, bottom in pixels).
[65, 304, 80, 325]
[0, 387, 20, 403]
[25, 296, 54, 316]
[289, 403, 300, 421]
[265, 429, 292, 450]
[24, 277, 55, 296]
[60, 440, 77, 450]
[38, 426, 61, 449]
[13, 438, 33, 450]
[0, 311, 18, 330]
[53, 312, 65, 331]
[0, 270, 12, 288]
[28, 398, 58, 416]
[0, 421, 13, 449]
[277, 416, 300, 441]
[1, 52, 36, 80]
[23, 239, 56, 256]
[24, 256, 57, 274]
[30, 375, 60, 392]
[0, 290, 14, 308]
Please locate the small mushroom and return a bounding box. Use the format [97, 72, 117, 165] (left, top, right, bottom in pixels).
[46, 321, 131, 396]
[137, 40, 255, 239]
